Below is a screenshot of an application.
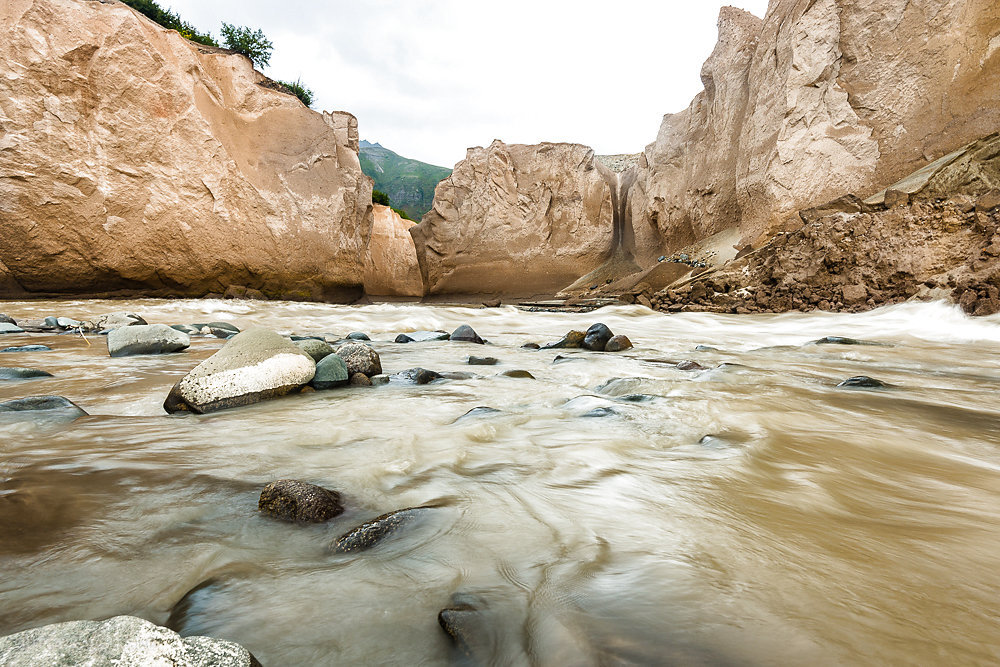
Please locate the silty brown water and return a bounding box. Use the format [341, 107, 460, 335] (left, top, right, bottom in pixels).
[1, 298, 999, 665]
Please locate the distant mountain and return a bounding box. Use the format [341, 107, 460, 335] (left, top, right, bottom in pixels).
[359, 140, 451, 221]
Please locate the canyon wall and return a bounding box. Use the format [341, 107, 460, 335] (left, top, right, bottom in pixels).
[632, 0, 1000, 257]
[0, 0, 372, 301]
[363, 204, 422, 297]
[410, 141, 613, 296]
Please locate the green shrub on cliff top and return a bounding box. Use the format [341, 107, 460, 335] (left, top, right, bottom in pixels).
[372, 189, 391, 206]
[121, 0, 218, 47]
[221, 23, 273, 69]
[278, 78, 314, 108]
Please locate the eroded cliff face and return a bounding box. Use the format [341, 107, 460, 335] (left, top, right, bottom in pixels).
[0, 0, 372, 301]
[363, 204, 422, 297]
[410, 141, 613, 296]
[632, 0, 1000, 257]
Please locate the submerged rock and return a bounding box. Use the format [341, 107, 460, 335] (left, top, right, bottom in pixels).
[394, 334, 414, 343]
[455, 407, 502, 422]
[164, 328, 315, 414]
[811, 336, 888, 346]
[396, 331, 450, 343]
[520, 342, 540, 350]
[311, 354, 350, 389]
[330, 506, 432, 553]
[0, 615, 258, 666]
[349, 372, 373, 386]
[294, 338, 335, 362]
[107, 324, 190, 357]
[542, 330, 585, 349]
[0, 395, 87, 420]
[346, 332, 371, 341]
[336, 342, 382, 377]
[1, 345, 51, 353]
[451, 324, 484, 344]
[467, 356, 498, 366]
[438, 593, 492, 662]
[582, 323, 614, 351]
[0, 367, 53, 380]
[258, 480, 344, 523]
[391, 368, 444, 385]
[499, 369, 534, 379]
[605, 335, 633, 352]
[837, 376, 890, 389]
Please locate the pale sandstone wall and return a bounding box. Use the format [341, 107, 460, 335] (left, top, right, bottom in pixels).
[363, 204, 423, 297]
[410, 140, 613, 296]
[0, 0, 372, 300]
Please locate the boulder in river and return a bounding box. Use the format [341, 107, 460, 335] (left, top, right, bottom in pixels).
[582, 323, 614, 351]
[396, 330, 450, 343]
[346, 332, 370, 341]
[93, 312, 147, 330]
[0, 323, 25, 334]
[391, 368, 444, 385]
[451, 324, 484, 344]
[258, 479, 344, 523]
[330, 506, 432, 553]
[499, 369, 535, 379]
[349, 372, 373, 386]
[0, 615, 259, 666]
[311, 354, 350, 389]
[1, 345, 51, 353]
[336, 342, 382, 377]
[604, 335, 633, 352]
[467, 356, 498, 366]
[0, 395, 87, 420]
[0, 367, 53, 380]
[837, 376, 890, 389]
[107, 324, 190, 357]
[163, 328, 315, 414]
[294, 338, 335, 362]
[542, 330, 585, 349]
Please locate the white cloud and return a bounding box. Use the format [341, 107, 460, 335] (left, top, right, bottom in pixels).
[161, 0, 771, 167]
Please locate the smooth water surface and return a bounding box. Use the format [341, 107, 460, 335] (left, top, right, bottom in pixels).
[1, 299, 999, 665]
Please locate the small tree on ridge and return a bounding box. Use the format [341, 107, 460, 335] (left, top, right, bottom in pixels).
[220, 23, 273, 69]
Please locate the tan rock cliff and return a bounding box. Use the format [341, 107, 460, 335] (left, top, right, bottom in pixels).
[632, 0, 1000, 257]
[410, 141, 613, 296]
[363, 204, 423, 297]
[0, 0, 372, 301]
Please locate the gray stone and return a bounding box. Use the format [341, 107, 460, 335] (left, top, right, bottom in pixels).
[397, 330, 450, 343]
[0, 395, 87, 420]
[346, 332, 370, 341]
[258, 479, 343, 523]
[163, 328, 315, 414]
[604, 335, 633, 352]
[107, 324, 190, 357]
[0, 615, 258, 666]
[451, 324, 484, 344]
[0, 367, 53, 380]
[330, 506, 432, 553]
[311, 354, 349, 389]
[170, 324, 200, 335]
[1, 345, 51, 353]
[55, 317, 81, 329]
[582, 323, 614, 351]
[43, 316, 59, 328]
[391, 367, 444, 384]
[467, 356, 498, 365]
[370, 374, 390, 385]
[294, 338, 334, 362]
[837, 376, 890, 389]
[0, 323, 25, 334]
[336, 342, 382, 377]
[206, 321, 240, 333]
[0, 314, 15, 325]
[92, 312, 147, 329]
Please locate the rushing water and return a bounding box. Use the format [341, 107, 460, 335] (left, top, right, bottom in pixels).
[1, 299, 1000, 665]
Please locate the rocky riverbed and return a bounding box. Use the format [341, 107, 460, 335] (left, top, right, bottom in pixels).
[1, 298, 1000, 664]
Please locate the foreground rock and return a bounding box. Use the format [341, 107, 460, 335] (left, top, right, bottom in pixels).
[582, 323, 613, 351]
[363, 204, 424, 297]
[410, 141, 613, 295]
[450, 324, 484, 344]
[0, 323, 25, 334]
[294, 338, 334, 362]
[0, 616, 259, 666]
[258, 480, 344, 523]
[605, 335, 633, 352]
[336, 343, 382, 377]
[311, 354, 350, 389]
[0, 0, 371, 301]
[107, 324, 190, 357]
[0, 396, 87, 420]
[330, 507, 432, 554]
[164, 328, 315, 414]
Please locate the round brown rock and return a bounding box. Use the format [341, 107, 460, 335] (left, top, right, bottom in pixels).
[349, 372, 373, 386]
[336, 342, 382, 377]
[605, 335, 633, 352]
[258, 480, 343, 523]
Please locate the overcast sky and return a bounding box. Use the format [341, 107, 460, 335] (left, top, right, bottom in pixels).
[163, 1, 771, 168]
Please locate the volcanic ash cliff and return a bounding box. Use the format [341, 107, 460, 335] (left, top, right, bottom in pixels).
[410, 141, 614, 297]
[0, 0, 372, 301]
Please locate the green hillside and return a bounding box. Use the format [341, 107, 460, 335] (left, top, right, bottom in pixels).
[359, 140, 451, 221]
